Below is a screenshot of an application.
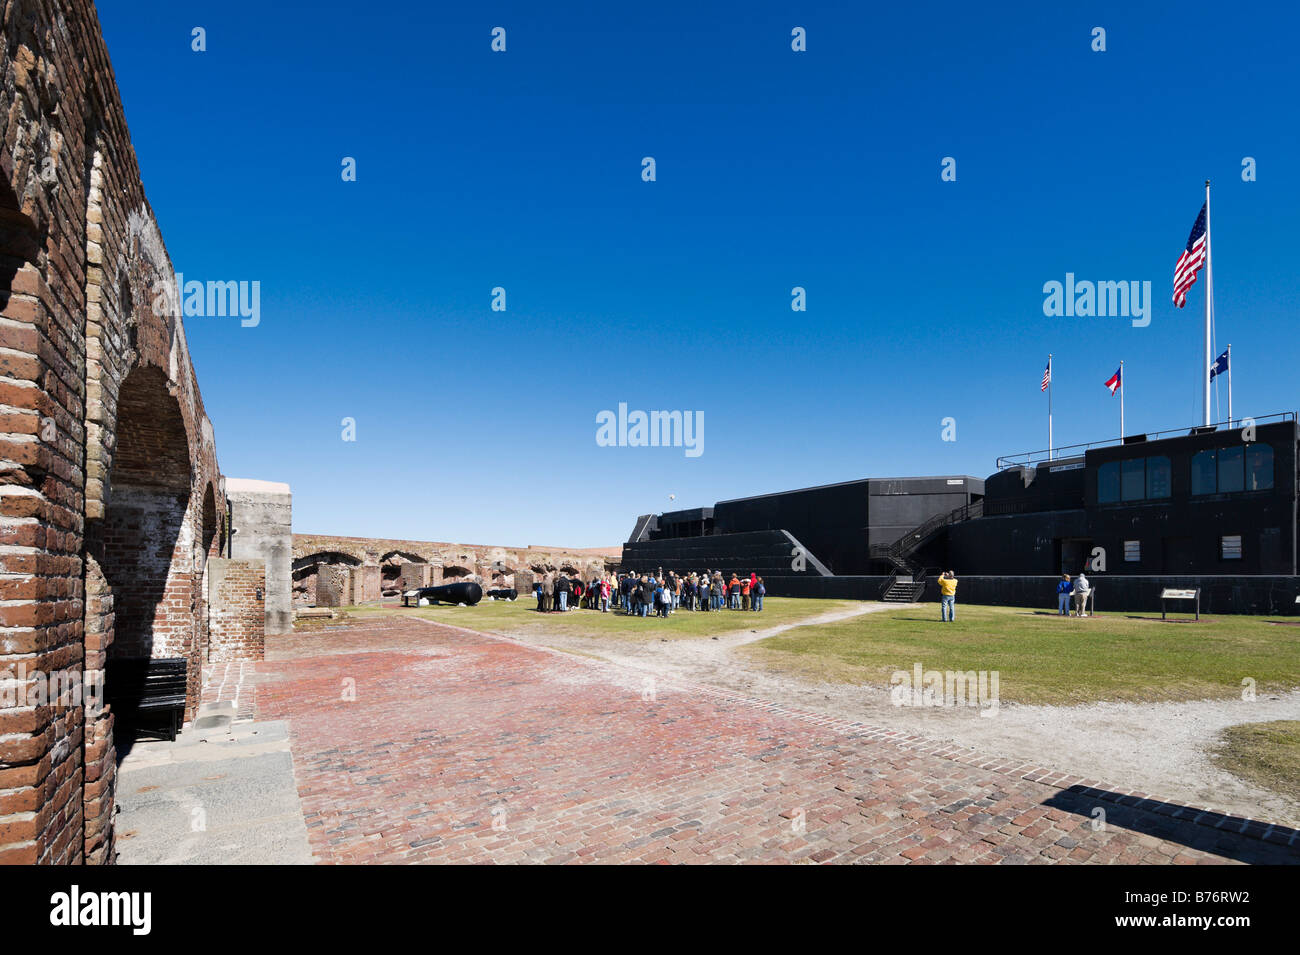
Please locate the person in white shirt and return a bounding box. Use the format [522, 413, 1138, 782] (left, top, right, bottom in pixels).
[1073, 572, 1091, 616]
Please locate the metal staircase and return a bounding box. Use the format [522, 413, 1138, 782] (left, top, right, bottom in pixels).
[869, 499, 983, 602]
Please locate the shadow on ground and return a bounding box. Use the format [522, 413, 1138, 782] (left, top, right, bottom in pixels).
[1044, 785, 1299, 865]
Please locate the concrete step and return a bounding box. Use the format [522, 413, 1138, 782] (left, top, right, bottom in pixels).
[189, 701, 235, 739]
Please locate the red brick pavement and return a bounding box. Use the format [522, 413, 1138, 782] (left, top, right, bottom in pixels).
[255, 616, 1300, 864]
[201, 660, 257, 720]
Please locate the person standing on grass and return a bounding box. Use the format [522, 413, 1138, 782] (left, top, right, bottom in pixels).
[631, 576, 643, 617]
[1073, 571, 1091, 617]
[1056, 574, 1073, 616]
[639, 575, 654, 618]
[753, 576, 765, 612]
[938, 570, 958, 622]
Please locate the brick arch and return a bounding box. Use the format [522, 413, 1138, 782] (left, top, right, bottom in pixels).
[291, 540, 370, 564]
[293, 551, 363, 608]
[381, 550, 425, 565]
[201, 483, 221, 559]
[294, 550, 363, 571]
[94, 364, 194, 660]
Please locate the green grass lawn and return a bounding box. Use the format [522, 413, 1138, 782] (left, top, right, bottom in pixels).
[1211, 721, 1300, 802]
[743, 604, 1300, 705]
[346, 596, 860, 642]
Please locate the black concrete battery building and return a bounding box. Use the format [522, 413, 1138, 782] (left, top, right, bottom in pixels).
[621, 413, 1300, 613]
[950, 416, 1298, 576]
[624, 475, 984, 577]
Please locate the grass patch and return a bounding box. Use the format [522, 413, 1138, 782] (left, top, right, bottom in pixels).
[743, 603, 1300, 705]
[352, 596, 861, 642]
[1211, 721, 1300, 802]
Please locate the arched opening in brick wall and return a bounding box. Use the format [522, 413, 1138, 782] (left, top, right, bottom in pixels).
[380, 550, 425, 596]
[441, 564, 473, 582]
[201, 485, 219, 558]
[196, 483, 219, 664]
[293, 552, 361, 608]
[96, 365, 195, 756]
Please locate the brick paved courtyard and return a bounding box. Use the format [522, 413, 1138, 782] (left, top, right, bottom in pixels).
[254, 616, 1300, 864]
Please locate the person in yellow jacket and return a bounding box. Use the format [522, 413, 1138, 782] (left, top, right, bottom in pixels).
[938, 570, 958, 622]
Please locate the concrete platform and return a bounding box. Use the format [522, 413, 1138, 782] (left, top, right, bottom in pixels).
[115, 718, 314, 865]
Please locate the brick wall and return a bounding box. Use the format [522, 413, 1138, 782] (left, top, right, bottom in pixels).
[0, 0, 241, 864]
[291, 535, 619, 607]
[206, 559, 266, 662]
[314, 562, 352, 607]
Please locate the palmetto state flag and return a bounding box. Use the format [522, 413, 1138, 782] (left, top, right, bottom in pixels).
[1173, 203, 1208, 308]
[1209, 348, 1229, 380]
[1104, 366, 1122, 395]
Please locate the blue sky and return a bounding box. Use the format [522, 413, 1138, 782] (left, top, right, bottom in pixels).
[98, 0, 1300, 547]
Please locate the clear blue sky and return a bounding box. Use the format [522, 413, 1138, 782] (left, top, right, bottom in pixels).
[97, 0, 1300, 547]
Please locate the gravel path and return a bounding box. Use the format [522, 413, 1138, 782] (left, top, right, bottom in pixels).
[496, 602, 1300, 828]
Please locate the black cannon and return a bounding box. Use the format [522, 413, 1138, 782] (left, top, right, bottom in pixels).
[486, 588, 518, 601]
[403, 581, 483, 607]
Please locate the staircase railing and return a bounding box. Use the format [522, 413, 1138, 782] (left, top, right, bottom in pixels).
[873, 499, 983, 597]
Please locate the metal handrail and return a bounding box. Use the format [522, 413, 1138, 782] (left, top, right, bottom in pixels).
[995, 411, 1297, 470]
[872, 499, 984, 578]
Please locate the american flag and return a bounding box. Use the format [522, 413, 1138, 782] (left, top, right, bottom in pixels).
[1041, 360, 1051, 392]
[1173, 202, 1208, 308]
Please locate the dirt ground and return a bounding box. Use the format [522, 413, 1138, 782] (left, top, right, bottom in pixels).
[492, 602, 1300, 828]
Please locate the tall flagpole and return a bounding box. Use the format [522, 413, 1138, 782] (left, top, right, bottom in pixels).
[1048, 354, 1053, 461]
[1203, 179, 1213, 427]
[1120, 360, 1125, 438]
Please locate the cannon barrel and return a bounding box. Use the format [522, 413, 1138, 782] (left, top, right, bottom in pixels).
[415, 581, 483, 606]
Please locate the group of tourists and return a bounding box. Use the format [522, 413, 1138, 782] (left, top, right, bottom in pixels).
[533, 572, 611, 613]
[533, 569, 766, 618]
[939, 569, 1096, 620]
[1055, 572, 1093, 616]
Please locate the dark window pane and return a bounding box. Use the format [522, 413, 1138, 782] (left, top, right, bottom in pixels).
[1191, 450, 1216, 495]
[1121, 458, 1145, 501]
[1218, 445, 1244, 493]
[1146, 456, 1171, 499]
[1098, 462, 1120, 503]
[1245, 444, 1274, 491]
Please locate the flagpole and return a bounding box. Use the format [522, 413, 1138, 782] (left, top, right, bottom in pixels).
[1120, 360, 1125, 438]
[1227, 343, 1232, 427]
[1203, 179, 1213, 427]
[1048, 354, 1053, 461]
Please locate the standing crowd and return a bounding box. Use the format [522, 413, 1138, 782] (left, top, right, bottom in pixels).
[534, 569, 766, 618]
